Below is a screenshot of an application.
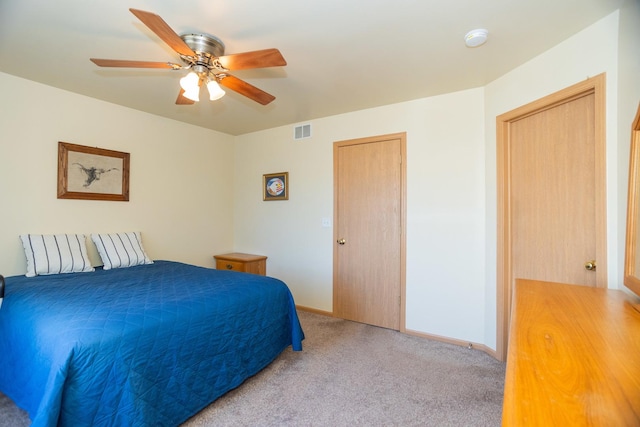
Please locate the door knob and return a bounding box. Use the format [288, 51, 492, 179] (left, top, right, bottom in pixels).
[584, 260, 596, 271]
[337, 238, 346, 245]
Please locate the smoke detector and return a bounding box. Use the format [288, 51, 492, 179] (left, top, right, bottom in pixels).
[464, 29, 488, 48]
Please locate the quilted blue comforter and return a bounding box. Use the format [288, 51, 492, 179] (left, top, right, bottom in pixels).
[0, 260, 304, 426]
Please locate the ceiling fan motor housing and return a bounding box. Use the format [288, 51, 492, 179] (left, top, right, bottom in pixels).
[180, 34, 227, 79]
[181, 34, 225, 58]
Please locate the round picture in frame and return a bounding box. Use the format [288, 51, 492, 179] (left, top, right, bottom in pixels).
[266, 177, 285, 196]
[263, 172, 288, 201]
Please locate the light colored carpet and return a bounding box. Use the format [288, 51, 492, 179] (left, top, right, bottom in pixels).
[0, 392, 29, 427]
[0, 311, 505, 426]
[182, 311, 505, 426]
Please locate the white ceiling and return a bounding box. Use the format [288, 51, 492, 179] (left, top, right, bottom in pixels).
[0, 0, 623, 136]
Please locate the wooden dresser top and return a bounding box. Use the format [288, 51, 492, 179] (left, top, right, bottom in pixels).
[503, 279, 640, 426]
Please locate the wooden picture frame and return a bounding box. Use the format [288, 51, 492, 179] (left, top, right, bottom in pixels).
[263, 172, 288, 201]
[57, 141, 130, 201]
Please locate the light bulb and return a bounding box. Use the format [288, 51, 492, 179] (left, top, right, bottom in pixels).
[180, 72, 199, 92]
[207, 80, 225, 101]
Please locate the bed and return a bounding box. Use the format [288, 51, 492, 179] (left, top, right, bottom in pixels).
[0, 260, 304, 426]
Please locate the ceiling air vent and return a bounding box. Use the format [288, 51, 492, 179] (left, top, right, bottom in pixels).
[294, 124, 312, 140]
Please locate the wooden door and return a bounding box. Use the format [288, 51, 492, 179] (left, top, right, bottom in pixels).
[511, 93, 597, 286]
[333, 133, 406, 330]
[496, 74, 607, 361]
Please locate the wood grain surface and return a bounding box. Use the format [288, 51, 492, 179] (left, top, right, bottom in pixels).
[503, 279, 640, 426]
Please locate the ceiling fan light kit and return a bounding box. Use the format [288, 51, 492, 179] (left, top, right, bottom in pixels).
[179, 64, 225, 102]
[90, 8, 287, 106]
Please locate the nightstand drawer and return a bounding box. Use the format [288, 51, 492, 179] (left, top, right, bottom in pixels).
[213, 253, 267, 276]
[216, 259, 245, 272]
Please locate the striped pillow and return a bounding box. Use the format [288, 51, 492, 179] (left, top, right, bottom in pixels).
[91, 232, 153, 270]
[20, 234, 95, 277]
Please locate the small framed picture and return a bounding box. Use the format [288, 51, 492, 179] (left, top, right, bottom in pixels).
[263, 172, 288, 201]
[57, 141, 130, 201]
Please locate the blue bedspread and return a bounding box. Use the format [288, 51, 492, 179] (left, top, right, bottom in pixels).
[0, 261, 304, 426]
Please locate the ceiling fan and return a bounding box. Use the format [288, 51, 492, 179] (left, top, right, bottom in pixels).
[90, 8, 286, 105]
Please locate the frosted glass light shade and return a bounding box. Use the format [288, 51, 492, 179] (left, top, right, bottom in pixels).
[207, 80, 225, 101]
[180, 72, 199, 92]
[182, 87, 200, 102]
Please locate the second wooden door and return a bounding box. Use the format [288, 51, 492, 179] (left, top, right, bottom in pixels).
[333, 133, 405, 330]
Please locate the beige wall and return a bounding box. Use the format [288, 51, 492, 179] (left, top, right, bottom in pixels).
[234, 88, 487, 344]
[234, 10, 634, 350]
[1, 6, 636, 352]
[0, 74, 235, 276]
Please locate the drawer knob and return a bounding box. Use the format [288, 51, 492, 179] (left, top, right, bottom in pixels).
[226, 264, 233, 270]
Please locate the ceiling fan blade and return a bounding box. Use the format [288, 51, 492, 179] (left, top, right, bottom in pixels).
[218, 49, 286, 70]
[90, 58, 180, 69]
[219, 75, 276, 105]
[129, 8, 195, 57]
[176, 89, 196, 105]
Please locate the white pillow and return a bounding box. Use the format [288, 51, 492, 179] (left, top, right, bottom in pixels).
[91, 232, 153, 270]
[20, 234, 95, 277]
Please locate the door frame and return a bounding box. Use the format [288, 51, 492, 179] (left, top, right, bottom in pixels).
[333, 132, 407, 332]
[496, 74, 607, 361]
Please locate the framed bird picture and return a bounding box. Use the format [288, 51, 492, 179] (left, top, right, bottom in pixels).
[57, 141, 130, 201]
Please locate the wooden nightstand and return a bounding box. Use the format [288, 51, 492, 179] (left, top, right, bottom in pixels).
[213, 253, 267, 276]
